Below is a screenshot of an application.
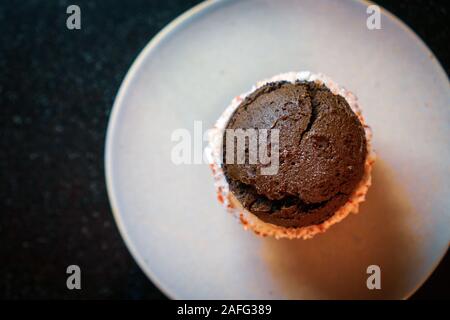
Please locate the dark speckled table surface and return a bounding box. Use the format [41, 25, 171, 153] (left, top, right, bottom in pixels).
[0, 0, 448, 299]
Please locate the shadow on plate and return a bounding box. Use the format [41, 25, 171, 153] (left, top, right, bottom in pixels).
[262, 159, 423, 299]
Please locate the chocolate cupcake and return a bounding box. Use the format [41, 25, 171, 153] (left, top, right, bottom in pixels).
[207, 72, 375, 239]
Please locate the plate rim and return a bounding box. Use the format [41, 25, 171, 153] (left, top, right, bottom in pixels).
[105, 0, 449, 300]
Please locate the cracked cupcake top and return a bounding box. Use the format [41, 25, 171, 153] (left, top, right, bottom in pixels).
[222, 81, 367, 228]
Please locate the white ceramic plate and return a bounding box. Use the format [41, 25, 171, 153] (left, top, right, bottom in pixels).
[105, 0, 450, 299]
